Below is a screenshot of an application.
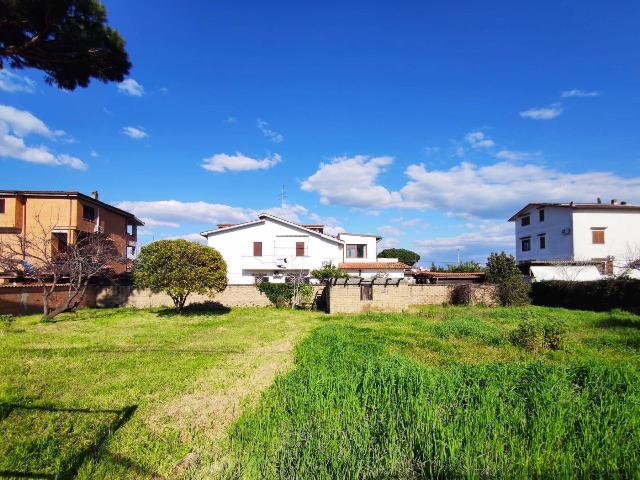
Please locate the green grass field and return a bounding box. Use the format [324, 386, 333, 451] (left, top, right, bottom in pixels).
[1, 305, 639, 479]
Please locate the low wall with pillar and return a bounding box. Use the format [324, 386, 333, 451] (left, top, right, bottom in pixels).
[326, 279, 497, 313]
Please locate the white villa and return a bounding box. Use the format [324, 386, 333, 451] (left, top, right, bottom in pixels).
[201, 213, 408, 284]
[508, 200, 640, 281]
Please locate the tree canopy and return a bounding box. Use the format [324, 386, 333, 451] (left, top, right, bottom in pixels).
[378, 248, 420, 266]
[134, 240, 228, 313]
[311, 263, 350, 281]
[485, 252, 530, 306]
[0, 0, 131, 90]
[429, 261, 484, 273]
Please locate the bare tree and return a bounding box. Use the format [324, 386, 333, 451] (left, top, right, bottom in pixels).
[0, 216, 123, 320]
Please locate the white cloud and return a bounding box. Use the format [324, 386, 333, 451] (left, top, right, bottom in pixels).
[115, 200, 255, 227]
[423, 146, 440, 156]
[163, 233, 207, 245]
[465, 131, 495, 148]
[519, 104, 563, 120]
[122, 126, 148, 139]
[0, 104, 64, 137]
[561, 89, 599, 98]
[495, 149, 541, 161]
[400, 161, 640, 219]
[378, 225, 402, 237]
[201, 152, 281, 173]
[158, 87, 169, 95]
[378, 237, 399, 250]
[0, 70, 36, 93]
[225, 116, 238, 124]
[415, 222, 513, 255]
[392, 217, 421, 227]
[90, 149, 98, 158]
[301, 155, 402, 208]
[0, 105, 86, 170]
[262, 203, 309, 223]
[257, 119, 284, 143]
[117, 79, 145, 97]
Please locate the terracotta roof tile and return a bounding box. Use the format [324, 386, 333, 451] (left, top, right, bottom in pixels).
[415, 271, 485, 278]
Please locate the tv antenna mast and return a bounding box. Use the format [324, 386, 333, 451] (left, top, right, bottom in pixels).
[279, 185, 287, 207]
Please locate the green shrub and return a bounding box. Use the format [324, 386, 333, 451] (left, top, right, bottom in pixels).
[310, 263, 349, 281]
[510, 317, 566, 351]
[531, 279, 640, 311]
[486, 252, 531, 306]
[0, 314, 15, 331]
[257, 282, 293, 308]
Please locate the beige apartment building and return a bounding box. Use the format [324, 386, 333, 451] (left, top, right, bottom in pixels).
[0, 190, 143, 277]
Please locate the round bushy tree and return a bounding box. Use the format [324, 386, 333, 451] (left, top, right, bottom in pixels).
[134, 240, 227, 313]
[485, 252, 530, 306]
[378, 248, 420, 266]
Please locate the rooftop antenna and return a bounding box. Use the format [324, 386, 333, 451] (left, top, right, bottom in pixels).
[457, 248, 460, 264]
[279, 184, 287, 207]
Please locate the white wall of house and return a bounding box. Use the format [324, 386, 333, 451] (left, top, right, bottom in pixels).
[204, 216, 344, 284]
[345, 268, 405, 280]
[337, 233, 378, 262]
[513, 205, 640, 274]
[515, 207, 573, 263]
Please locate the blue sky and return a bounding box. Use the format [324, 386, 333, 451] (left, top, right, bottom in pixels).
[2, 1, 639, 266]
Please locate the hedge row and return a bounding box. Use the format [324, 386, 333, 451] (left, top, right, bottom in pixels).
[531, 279, 640, 311]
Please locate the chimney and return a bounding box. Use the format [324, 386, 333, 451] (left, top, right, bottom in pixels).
[596, 197, 602, 204]
[91, 191, 99, 200]
[611, 199, 618, 205]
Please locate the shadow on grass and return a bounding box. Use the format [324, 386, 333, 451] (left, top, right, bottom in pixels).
[0, 403, 137, 480]
[157, 301, 231, 317]
[597, 316, 640, 330]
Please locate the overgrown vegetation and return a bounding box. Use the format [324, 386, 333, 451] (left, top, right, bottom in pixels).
[310, 263, 349, 281]
[510, 316, 567, 351]
[229, 308, 640, 479]
[485, 251, 531, 306]
[134, 240, 227, 313]
[257, 281, 314, 308]
[2, 306, 639, 478]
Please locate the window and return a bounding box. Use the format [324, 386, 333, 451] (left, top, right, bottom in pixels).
[592, 229, 605, 245]
[520, 215, 530, 226]
[0, 198, 5, 214]
[360, 284, 373, 301]
[539, 209, 545, 222]
[253, 241, 262, 256]
[539, 235, 546, 249]
[83, 205, 96, 222]
[346, 244, 367, 258]
[296, 241, 305, 256]
[521, 237, 531, 252]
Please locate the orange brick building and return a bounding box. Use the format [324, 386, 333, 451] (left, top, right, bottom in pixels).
[0, 190, 143, 278]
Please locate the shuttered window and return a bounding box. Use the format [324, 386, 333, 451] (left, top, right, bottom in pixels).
[253, 241, 262, 256]
[0, 199, 5, 214]
[592, 229, 605, 244]
[296, 241, 305, 256]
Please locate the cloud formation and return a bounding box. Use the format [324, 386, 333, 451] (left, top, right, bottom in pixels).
[561, 89, 599, 98]
[415, 222, 513, 255]
[257, 119, 284, 143]
[0, 104, 86, 170]
[465, 131, 495, 148]
[0, 70, 36, 93]
[122, 126, 148, 139]
[117, 78, 145, 97]
[201, 152, 281, 173]
[519, 104, 563, 120]
[116, 200, 255, 227]
[495, 149, 541, 161]
[301, 155, 402, 208]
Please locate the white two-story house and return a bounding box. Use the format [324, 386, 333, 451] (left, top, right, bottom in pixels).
[508, 200, 640, 280]
[201, 213, 407, 284]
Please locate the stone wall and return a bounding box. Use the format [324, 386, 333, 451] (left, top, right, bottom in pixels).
[0, 284, 327, 315]
[326, 280, 497, 313]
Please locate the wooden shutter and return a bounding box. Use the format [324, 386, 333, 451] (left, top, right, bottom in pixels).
[296, 241, 305, 256]
[0, 199, 4, 214]
[253, 241, 262, 256]
[592, 230, 605, 244]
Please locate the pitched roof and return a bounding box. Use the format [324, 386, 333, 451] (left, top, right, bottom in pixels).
[508, 202, 640, 222]
[337, 232, 383, 241]
[201, 213, 342, 244]
[0, 190, 144, 226]
[339, 262, 409, 270]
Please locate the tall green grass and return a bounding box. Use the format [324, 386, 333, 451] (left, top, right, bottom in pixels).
[229, 325, 640, 479]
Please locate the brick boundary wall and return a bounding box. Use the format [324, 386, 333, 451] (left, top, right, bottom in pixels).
[0, 284, 326, 315]
[326, 280, 498, 313]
